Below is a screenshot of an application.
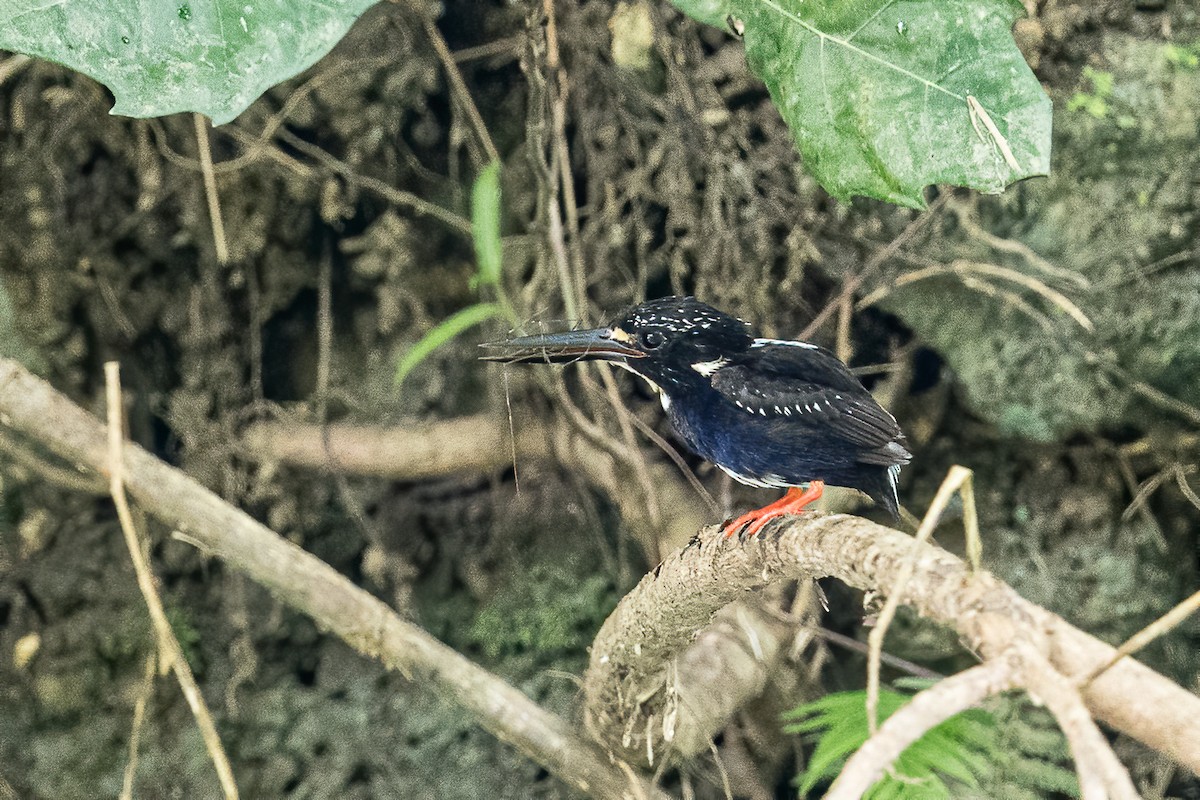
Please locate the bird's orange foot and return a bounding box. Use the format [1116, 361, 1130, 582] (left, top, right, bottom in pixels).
[723, 481, 825, 538]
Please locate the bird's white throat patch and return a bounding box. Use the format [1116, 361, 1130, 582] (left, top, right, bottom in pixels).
[690, 356, 730, 377]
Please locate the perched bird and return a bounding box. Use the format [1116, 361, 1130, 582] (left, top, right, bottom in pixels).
[481, 297, 910, 536]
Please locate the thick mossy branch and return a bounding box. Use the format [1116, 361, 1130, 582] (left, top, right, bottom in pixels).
[583, 512, 1200, 773]
[0, 359, 667, 800]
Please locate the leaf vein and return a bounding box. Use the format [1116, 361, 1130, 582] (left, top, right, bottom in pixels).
[757, 0, 964, 103]
[845, 0, 900, 43]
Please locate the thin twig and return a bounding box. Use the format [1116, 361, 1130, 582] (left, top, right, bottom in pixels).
[1090, 354, 1200, 428]
[193, 114, 230, 265]
[709, 740, 734, 800]
[826, 659, 1017, 800]
[858, 259, 1094, 332]
[1081, 585, 1200, 687]
[807, 626, 943, 680]
[273, 128, 473, 235]
[867, 466, 974, 734]
[948, 196, 1088, 288]
[453, 36, 524, 64]
[800, 192, 950, 341]
[104, 363, 239, 799]
[424, 19, 500, 165]
[1174, 463, 1200, 512]
[625, 410, 720, 517]
[119, 653, 157, 800]
[966, 95, 1022, 173]
[541, 0, 585, 319]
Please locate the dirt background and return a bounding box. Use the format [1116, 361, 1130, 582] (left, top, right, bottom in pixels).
[1, 0, 1199, 797]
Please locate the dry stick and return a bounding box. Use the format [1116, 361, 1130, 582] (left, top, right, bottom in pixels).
[0, 426, 107, 495]
[966, 95, 1022, 173]
[104, 363, 240, 800]
[1, 360, 665, 800]
[119, 653, 158, 800]
[806, 626, 942, 681]
[542, 0, 587, 319]
[825, 659, 1019, 800]
[424, 19, 500, 165]
[835, 290, 854, 363]
[624, 410, 720, 518]
[193, 115, 230, 265]
[1175, 464, 1200, 512]
[453, 35, 524, 64]
[242, 416, 551, 479]
[595, 364, 666, 525]
[1082, 585, 1200, 687]
[799, 192, 950, 341]
[1022, 648, 1141, 800]
[581, 506, 1200, 773]
[866, 465, 974, 735]
[857, 259, 1094, 332]
[948, 196, 1089, 288]
[273, 127, 473, 235]
[1090, 354, 1200, 429]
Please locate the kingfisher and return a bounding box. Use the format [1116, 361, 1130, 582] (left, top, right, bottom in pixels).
[480, 296, 910, 537]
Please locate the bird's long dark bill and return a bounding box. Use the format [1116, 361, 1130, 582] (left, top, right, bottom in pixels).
[479, 328, 643, 364]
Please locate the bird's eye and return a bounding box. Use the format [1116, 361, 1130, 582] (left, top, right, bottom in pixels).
[640, 331, 666, 350]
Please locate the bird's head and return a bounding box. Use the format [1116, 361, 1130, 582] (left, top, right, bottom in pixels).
[480, 296, 754, 392]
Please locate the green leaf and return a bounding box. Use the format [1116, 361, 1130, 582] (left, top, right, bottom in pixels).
[785, 687, 999, 797]
[394, 302, 504, 388]
[669, 0, 1052, 207]
[471, 162, 503, 287]
[674, 0, 736, 28]
[0, 0, 382, 124]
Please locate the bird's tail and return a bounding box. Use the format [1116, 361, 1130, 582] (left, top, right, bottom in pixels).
[865, 464, 902, 520]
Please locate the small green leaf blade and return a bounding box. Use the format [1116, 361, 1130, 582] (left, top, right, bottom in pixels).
[472, 162, 503, 287]
[394, 302, 504, 388]
[0, 0, 383, 124]
[674, 0, 1051, 206]
[785, 687, 1000, 798]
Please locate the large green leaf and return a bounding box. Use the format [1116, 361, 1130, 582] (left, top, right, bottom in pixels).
[0, 0, 384, 124]
[672, 0, 1051, 206]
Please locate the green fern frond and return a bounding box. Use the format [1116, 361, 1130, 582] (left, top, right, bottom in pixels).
[785, 684, 1080, 799]
[785, 686, 996, 798]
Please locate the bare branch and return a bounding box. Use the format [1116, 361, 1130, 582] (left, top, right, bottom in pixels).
[241, 416, 550, 479]
[582, 509, 1200, 772]
[1022, 648, 1140, 800]
[0, 359, 667, 800]
[825, 659, 1019, 800]
[1082, 585, 1200, 687]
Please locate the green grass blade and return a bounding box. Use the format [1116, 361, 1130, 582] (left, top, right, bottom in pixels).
[394, 302, 504, 388]
[472, 161, 503, 287]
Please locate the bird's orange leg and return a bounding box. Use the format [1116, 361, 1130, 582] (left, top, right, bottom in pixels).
[723, 481, 825, 539]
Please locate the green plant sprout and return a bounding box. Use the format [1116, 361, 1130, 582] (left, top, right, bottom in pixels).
[394, 161, 517, 388]
[1164, 42, 1200, 71]
[784, 679, 1077, 799]
[1067, 66, 1114, 119]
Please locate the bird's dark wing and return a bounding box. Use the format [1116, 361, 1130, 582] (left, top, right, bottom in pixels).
[712, 342, 909, 463]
